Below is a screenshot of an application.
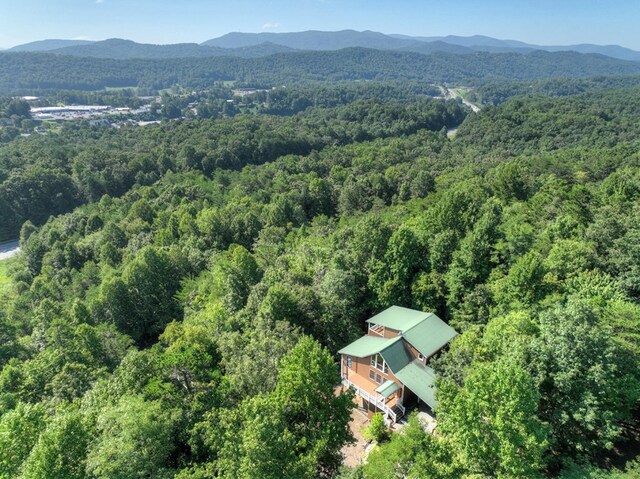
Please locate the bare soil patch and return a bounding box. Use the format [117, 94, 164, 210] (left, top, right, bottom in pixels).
[342, 407, 371, 468]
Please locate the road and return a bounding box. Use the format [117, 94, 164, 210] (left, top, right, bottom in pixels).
[440, 86, 481, 113]
[0, 240, 20, 261]
[439, 85, 481, 138]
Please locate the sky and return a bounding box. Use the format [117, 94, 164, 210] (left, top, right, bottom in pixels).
[1, 0, 639, 50]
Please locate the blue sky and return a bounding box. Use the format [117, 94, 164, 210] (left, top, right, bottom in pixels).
[1, 0, 639, 50]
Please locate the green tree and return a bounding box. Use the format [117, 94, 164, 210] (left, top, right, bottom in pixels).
[217, 317, 299, 399]
[370, 226, 424, 307]
[0, 402, 47, 479]
[86, 395, 178, 479]
[445, 200, 502, 309]
[494, 250, 547, 308]
[19, 411, 89, 479]
[531, 299, 636, 458]
[0, 167, 78, 239]
[362, 413, 388, 443]
[364, 414, 459, 479]
[438, 359, 549, 478]
[94, 246, 181, 345]
[218, 337, 354, 478]
[544, 239, 596, 280]
[6, 99, 31, 118]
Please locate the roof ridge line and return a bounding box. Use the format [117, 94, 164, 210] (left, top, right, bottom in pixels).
[380, 335, 403, 352]
[400, 312, 434, 337]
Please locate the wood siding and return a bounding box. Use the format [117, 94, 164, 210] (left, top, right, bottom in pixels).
[342, 354, 403, 401]
[366, 326, 401, 339]
[341, 336, 431, 403]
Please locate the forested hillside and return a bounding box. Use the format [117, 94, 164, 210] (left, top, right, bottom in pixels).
[468, 75, 640, 105]
[1, 82, 640, 478]
[0, 97, 465, 241]
[2, 48, 640, 94]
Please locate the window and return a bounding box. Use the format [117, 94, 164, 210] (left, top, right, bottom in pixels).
[418, 353, 424, 361]
[370, 353, 389, 374]
[369, 370, 383, 384]
[347, 356, 353, 369]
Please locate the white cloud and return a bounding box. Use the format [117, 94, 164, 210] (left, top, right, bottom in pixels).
[262, 23, 280, 30]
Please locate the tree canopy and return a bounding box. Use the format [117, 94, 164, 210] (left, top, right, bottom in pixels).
[1, 79, 640, 478]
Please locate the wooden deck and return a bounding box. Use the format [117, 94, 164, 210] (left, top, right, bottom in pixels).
[343, 370, 400, 407]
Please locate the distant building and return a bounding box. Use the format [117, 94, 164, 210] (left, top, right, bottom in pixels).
[31, 105, 110, 114]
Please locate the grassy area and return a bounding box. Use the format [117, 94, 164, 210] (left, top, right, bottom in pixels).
[40, 120, 64, 133]
[451, 87, 473, 101]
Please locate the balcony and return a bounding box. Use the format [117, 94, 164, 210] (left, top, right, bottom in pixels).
[368, 323, 384, 337]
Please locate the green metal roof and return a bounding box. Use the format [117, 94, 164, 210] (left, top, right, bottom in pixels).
[380, 338, 412, 373]
[339, 307, 457, 360]
[375, 380, 400, 398]
[337, 335, 401, 358]
[394, 361, 439, 409]
[402, 314, 458, 359]
[366, 306, 432, 332]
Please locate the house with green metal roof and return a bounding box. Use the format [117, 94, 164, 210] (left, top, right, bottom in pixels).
[338, 306, 457, 424]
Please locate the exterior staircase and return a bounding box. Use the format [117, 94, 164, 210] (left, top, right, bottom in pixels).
[391, 405, 405, 422]
[342, 378, 404, 424]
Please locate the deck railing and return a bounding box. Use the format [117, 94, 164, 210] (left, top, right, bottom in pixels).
[342, 378, 398, 423]
[368, 323, 385, 336]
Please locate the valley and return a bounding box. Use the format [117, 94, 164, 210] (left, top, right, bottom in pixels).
[1, 19, 640, 479]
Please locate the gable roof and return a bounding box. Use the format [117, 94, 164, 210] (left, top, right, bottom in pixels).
[339, 307, 456, 388]
[365, 306, 432, 332]
[338, 306, 456, 411]
[402, 314, 458, 359]
[379, 337, 413, 373]
[363, 306, 457, 359]
[337, 330, 414, 373]
[337, 335, 402, 358]
[394, 361, 439, 409]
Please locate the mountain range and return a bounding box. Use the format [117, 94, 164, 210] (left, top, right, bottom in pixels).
[8, 30, 640, 62]
[9, 38, 295, 59]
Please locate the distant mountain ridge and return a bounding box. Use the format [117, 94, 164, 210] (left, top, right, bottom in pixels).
[10, 38, 297, 60]
[203, 30, 640, 62]
[9, 39, 95, 52]
[49, 39, 222, 59]
[202, 30, 411, 50]
[8, 30, 640, 62]
[391, 34, 533, 49]
[390, 34, 640, 62]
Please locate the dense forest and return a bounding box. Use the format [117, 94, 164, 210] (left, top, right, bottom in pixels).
[3, 48, 640, 93]
[467, 75, 640, 105]
[0, 96, 465, 241]
[1, 80, 640, 479]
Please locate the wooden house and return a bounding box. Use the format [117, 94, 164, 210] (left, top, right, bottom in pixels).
[338, 306, 457, 423]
